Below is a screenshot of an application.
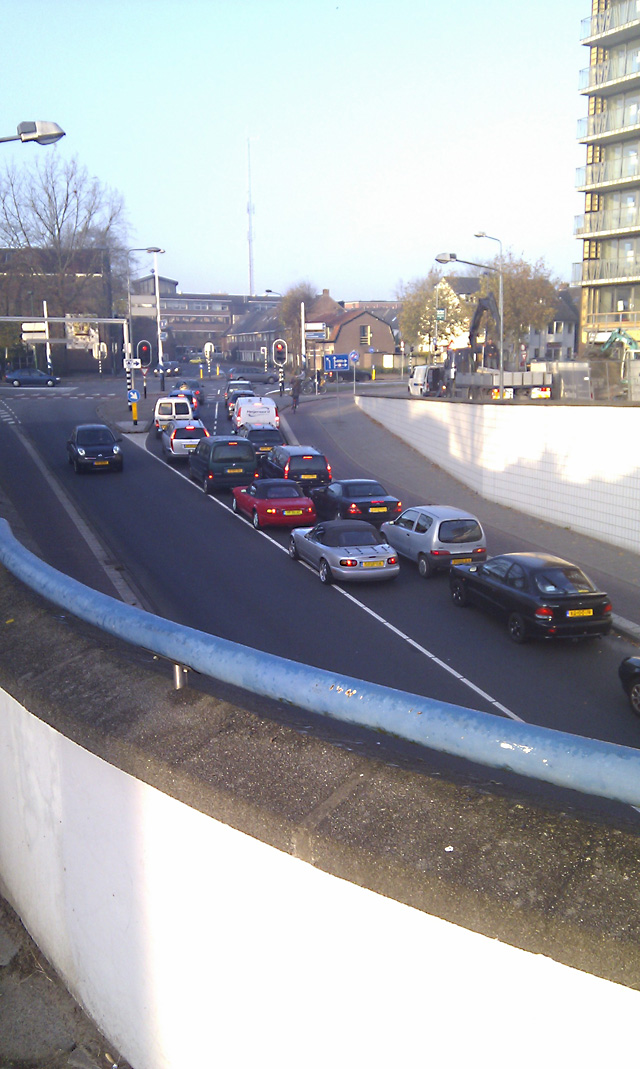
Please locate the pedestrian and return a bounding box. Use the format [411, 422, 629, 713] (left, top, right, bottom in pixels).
[290, 374, 301, 412]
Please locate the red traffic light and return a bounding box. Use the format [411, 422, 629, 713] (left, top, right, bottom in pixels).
[137, 340, 152, 366]
[272, 338, 287, 365]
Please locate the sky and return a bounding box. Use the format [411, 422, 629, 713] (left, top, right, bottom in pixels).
[4, 0, 588, 301]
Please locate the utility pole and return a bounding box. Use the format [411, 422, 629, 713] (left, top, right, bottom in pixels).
[247, 139, 255, 296]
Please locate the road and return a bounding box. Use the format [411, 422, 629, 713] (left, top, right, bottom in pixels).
[0, 375, 638, 759]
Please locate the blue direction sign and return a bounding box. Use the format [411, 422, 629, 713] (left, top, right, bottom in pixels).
[128, 389, 140, 403]
[324, 353, 349, 372]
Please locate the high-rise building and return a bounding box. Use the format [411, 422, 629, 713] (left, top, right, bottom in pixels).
[576, 1, 640, 348]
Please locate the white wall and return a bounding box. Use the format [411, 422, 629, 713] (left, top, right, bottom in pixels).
[1, 687, 639, 1069]
[358, 397, 640, 554]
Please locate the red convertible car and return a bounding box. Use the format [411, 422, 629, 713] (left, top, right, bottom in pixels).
[231, 479, 316, 529]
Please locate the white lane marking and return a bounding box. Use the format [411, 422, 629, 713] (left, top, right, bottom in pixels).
[128, 433, 522, 720]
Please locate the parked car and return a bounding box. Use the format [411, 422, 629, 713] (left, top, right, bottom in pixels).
[260, 445, 332, 488]
[310, 479, 401, 525]
[288, 520, 399, 584]
[152, 361, 181, 376]
[449, 552, 613, 643]
[188, 436, 259, 492]
[6, 367, 60, 387]
[161, 419, 209, 462]
[381, 505, 487, 578]
[236, 424, 286, 460]
[153, 396, 195, 436]
[174, 378, 206, 405]
[67, 424, 123, 473]
[231, 480, 316, 529]
[226, 365, 278, 384]
[619, 657, 640, 714]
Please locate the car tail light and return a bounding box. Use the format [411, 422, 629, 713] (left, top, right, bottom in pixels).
[254, 469, 260, 478]
[604, 601, 612, 614]
[394, 502, 402, 512]
[347, 503, 362, 515]
[387, 556, 398, 565]
[326, 461, 332, 476]
[203, 428, 210, 437]
[473, 547, 484, 554]
[339, 558, 358, 567]
[535, 606, 554, 620]
[284, 460, 290, 477]
[266, 508, 277, 515]
[306, 507, 315, 515]
[430, 549, 451, 557]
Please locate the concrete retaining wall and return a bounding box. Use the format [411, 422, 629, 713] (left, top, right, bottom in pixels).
[357, 397, 640, 554]
[2, 685, 639, 1069]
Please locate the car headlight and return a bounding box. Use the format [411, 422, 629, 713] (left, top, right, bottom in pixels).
[113, 445, 121, 455]
[77, 447, 86, 456]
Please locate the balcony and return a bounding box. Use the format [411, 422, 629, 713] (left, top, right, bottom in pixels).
[576, 158, 640, 190]
[581, 3, 640, 48]
[573, 257, 640, 284]
[574, 206, 640, 237]
[579, 56, 640, 97]
[578, 109, 640, 144]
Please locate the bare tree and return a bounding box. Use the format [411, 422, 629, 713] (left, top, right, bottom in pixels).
[279, 281, 316, 364]
[0, 154, 130, 318]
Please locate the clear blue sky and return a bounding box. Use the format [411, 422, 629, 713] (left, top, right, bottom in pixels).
[4, 0, 587, 300]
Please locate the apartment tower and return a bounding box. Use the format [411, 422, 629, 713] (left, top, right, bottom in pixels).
[576, 0, 640, 347]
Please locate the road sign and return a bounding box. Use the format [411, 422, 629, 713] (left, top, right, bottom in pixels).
[349, 350, 359, 364]
[123, 358, 142, 370]
[324, 354, 349, 372]
[21, 321, 48, 341]
[204, 342, 215, 358]
[436, 307, 446, 322]
[128, 389, 140, 403]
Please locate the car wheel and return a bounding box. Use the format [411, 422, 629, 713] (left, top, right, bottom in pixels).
[417, 554, 433, 579]
[73, 459, 82, 474]
[202, 474, 210, 495]
[628, 681, 640, 716]
[450, 578, 468, 607]
[288, 535, 299, 560]
[252, 510, 261, 529]
[46, 379, 55, 387]
[319, 559, 333, 585]
[507, 613, 528, 644]
[11, 380, 20, 387]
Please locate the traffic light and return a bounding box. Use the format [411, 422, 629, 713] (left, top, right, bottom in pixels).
[272, 339, 288, 365]
[137, 340, 152, 366]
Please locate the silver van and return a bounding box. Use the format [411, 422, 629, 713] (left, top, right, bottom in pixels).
[381, 505, 487, 578]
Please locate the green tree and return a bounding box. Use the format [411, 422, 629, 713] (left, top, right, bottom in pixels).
[279, 281, 316, 365]
[397, 271, 470, 352]
[478, 251, 558, 360]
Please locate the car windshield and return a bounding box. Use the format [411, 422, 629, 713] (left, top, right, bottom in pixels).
[77, 428, 114, 446]
[322, 527, 385, 547]
[534, 567, 596, 595]
[289, 456, 326, 474]
[342, 481, 386, 497]
[438, 519, 483, 544]
[264, 485, 301, 499]
[213, 444, 254, 462]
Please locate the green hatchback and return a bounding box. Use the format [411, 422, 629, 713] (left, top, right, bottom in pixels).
[188, 436, 258, 492]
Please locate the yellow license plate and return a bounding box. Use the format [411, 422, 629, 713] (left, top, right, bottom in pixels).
[284, 509, 303, 515]
[300, 474, 315, 479]
[362, 560, 384, 568]
[93, 460, 109, 466]
[454, 557, 472, 564]
[369, 507, 386, 513]
[567, 608, 593, 617]
[227, 468, 242, 474]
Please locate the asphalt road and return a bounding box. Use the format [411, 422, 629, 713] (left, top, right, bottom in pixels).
[0, 375, 638, 761]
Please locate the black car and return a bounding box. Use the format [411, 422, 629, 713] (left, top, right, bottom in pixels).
[260, 445, 332, 488]
[226, 388, 255, 418]
[236, 423, 286, 459]
[449, 552, 612, 644]
[310, 479, 401, 525]
[169, 387, 200, 413]
[67, 424, 123, 473]
[6, 367, 60, 387]
[619, 657, 640, 714]
[174, 378, 206, 405]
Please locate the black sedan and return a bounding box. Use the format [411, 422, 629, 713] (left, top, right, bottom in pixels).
[67, 424, 123, 473]
[6, 367, 60, 387]
[619, 658, 640, 715]
[174, 378, 206, 405]
[310, 480, 402, 525]
[449, 553, 612, 644]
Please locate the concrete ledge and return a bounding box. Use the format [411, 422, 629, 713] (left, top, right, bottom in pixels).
[0, 564, 639, 990]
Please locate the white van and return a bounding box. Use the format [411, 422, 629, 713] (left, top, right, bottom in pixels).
[408, 365, 430, 396]
[153, 396, 195, 436]
[233, 395, 279, 432]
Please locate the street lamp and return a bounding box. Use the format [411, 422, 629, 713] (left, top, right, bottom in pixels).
[475, 232, 504, 400]
[435, 249, 505, 399]
[126, 246, 164, 352]
[0, 122, 65, 146]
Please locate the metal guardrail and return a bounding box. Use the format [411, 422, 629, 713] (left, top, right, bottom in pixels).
[1, 517, 640, 807]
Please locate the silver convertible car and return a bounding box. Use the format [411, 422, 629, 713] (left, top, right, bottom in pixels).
[288, 520, 400, 584]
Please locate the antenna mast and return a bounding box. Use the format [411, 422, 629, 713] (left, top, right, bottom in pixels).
[247, 139, 255, 296]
